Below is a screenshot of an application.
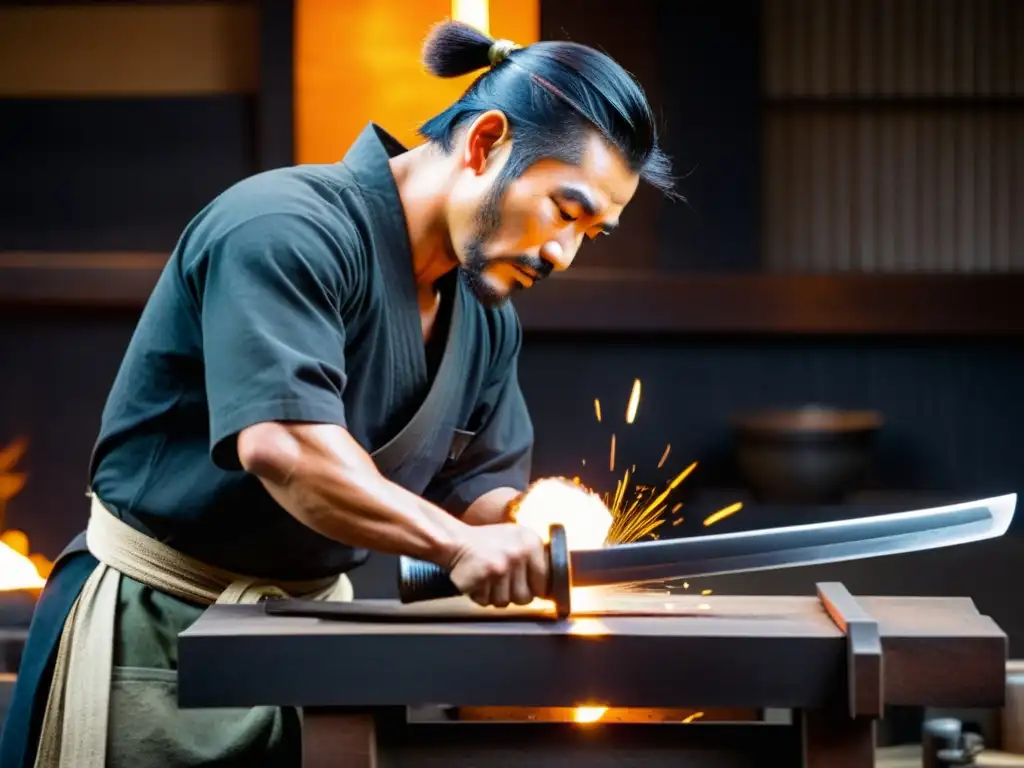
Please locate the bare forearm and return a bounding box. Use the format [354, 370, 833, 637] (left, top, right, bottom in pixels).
[462, 486, 521, 526]
[238, 422, 467, 566]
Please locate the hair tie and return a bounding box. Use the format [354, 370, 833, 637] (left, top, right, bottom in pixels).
[488, 38, 520, 66]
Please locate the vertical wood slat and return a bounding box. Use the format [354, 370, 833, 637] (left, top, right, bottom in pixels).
[761, 0, 1024, 273]
[763, 0, 1024, 97]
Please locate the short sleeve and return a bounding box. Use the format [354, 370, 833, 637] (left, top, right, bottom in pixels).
[425, 311, 534, 516]
[191, 213, 357, 470]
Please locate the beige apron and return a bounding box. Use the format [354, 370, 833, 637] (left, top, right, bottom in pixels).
[33, 495, 353, 768]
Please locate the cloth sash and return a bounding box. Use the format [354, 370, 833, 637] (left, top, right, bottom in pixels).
[32, 495, 353, 768]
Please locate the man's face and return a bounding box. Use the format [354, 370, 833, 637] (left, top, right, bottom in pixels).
[446, 117, 640, 308]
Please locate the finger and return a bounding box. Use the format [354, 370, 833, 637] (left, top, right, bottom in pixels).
[448, 563, 474, 596]
[491, 574, 511, 609]
[510, 559, 531, 605]
[469, 581, 492, 607]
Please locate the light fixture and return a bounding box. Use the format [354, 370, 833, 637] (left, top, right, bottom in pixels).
[451, 0, 489, 35]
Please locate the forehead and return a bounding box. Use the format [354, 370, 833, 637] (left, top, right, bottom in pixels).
[522, 132, 640, 208]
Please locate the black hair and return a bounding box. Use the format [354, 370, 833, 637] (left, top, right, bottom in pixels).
[418, 20, 678, 221]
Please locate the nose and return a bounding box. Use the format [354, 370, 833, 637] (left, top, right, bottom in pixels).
[539, 238, 576, 273]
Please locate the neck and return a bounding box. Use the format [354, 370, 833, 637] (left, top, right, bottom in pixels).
[388, 144, 458, 300]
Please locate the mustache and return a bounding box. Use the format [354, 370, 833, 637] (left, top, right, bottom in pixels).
[489, 254, 554, 282]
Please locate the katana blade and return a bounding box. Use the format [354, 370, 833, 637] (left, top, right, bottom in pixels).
[569, 493, 1016, 587]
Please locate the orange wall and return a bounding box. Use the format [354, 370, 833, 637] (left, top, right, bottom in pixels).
[294, 0, 539, 164]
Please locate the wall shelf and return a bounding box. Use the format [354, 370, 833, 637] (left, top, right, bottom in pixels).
[1, 253, 1021, 336]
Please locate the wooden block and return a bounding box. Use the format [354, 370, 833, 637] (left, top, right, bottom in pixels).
[817, 582, 883, 718]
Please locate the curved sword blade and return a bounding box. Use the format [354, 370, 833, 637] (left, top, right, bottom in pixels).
[569, 493, 1017, 587]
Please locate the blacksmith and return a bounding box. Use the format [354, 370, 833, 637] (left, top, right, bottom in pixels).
[0, 20, 676, 768]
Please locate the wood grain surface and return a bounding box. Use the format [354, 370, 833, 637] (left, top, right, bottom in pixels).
[178, 592, 1006, 711]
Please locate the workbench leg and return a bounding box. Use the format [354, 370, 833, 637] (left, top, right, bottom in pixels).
[301, 709, 377, 768]
[801, 709, 876, 768]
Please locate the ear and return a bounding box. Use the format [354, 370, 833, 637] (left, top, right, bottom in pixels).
[462, 110, 510, 175]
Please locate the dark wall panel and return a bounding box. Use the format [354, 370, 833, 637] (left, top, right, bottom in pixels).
[520, 333, 1024, 500]
[539, 0, 667, 271]
[656, 0, 763, 272]
[0, 96, 258, 252]
[539, 0, 762, 273]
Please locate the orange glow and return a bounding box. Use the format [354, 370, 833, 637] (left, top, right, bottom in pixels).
[0, 438, 52, 591]
[511, 477, 613, 551]
[0, 539, 46, 590]
[567, 616, 608, 636]
[294, 0, 540, 163]
[573, 706, 608, 723]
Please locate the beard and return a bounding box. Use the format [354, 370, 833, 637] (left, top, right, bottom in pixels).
[458, 196, 553, 308]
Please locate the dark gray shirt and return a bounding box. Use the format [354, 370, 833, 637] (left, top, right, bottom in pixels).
[89, 124, 533, 580]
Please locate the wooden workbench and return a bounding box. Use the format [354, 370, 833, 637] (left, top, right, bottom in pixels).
[177, 582, 1007, 768]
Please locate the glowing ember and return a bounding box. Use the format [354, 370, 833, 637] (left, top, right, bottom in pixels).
[625, 379, 641, 424]
[573, 706, 608, 723]
[608, 434, 616, 472]
[703, 502, 743, 527]
[657, 444, 671, 468]
[511, 477, 613, 551]
[594, 399, 602, 423]
[567, 616, 608, 636]
[0, 437, 52, 591]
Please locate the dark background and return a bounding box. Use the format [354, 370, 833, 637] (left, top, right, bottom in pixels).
[0, 0, 1022, 656]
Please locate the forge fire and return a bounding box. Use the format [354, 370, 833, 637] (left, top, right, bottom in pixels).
[0, 438, 52, 592]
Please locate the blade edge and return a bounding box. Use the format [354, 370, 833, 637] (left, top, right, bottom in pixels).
[571, 493, 1017, 587]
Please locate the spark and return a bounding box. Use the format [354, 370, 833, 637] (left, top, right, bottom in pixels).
[701, 589, 712, 596]
[609, 434, 616, 472]
[703, 502, 743, 527]
[606, 461, 697, 544]
[594, 399, 602, 422]
[638, 461, 697, 520]
[657, 444, 671, 468]
[671, 503, 683, 513]
[682, 711, 705, 723]
[625, 379, 641, 424]
[671, 517, 684, 526]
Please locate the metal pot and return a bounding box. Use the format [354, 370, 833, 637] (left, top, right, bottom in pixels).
[730, 405, 883, 504]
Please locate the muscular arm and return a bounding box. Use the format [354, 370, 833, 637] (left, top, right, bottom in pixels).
[238, 421, 470, 566]
[462, 487, 520, 526]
